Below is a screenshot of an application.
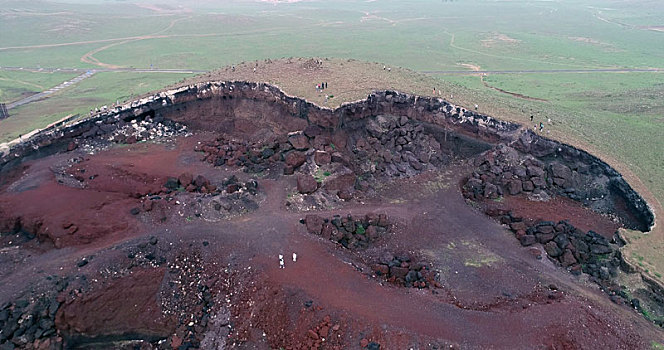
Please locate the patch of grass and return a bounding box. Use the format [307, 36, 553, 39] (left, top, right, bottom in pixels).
[313, 169, 331, 183]
[464, 256, 499, 268]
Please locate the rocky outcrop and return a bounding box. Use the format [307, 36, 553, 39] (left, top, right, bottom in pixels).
[303, 213, 390, 250]
[463, 143, 653, 231]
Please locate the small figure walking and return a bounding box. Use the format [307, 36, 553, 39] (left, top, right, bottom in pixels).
[474, 104, 478, 110]
[530, 115, 533, 122]
[279, 254, 285, 269]
[292, 253, 297, 262]
[325, 82, 327, 89]
[539, 122, 544, 132]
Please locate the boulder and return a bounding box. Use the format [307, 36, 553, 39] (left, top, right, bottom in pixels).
[537, 225, 555, 234]
[305, 214, 325, 235]
[193, 175, 209, 188]
[373, 264, 389, 276]
[519, 235, 537, 246]
[366, 225, 379, 240]
[297, 175, 318, 194]
[483, 183, 498, 198]
[379, 252, 395, 265]
[510, 221, 527, 232]
[553, 177, 567, 187]
[323, 171, 356, 192]
[536, 233, 555, 244]
[314, 151, 331, 165]
[550, 162, 572, 182]
[522, 180, 534, 192]
[321, 223, 336, 240]
[560, 250, 577, 267]
[506, 179, 522, 195]
[544, 241, 563, 257]
[531, 176, 546, 188]
[303, 125, 322, 138]
[285, 151, 306, 168]
[527, 165, 545, 178]
[554, 234, 570, 249]
[288, 134, 310, 150]
[366, 120, 384, 138]
[178, 172, 193, 187]
[164, 177, 179, 190]
[367, 342, 381, 350]
[590, 244, 612, 255]
[390, 266, 409, 279]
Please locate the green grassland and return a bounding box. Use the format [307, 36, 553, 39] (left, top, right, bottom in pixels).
[0, 70, 78, 103]
[0, 0, 663, 280]
[0, 72, 193, 141]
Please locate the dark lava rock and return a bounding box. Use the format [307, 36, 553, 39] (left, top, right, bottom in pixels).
[519, 235, 537, 247]
[193, 175, 209, 188]
[305, 214, 325, 235]
[164, 177, 180, 190]
[590, 244, 612, 254]
[314, 151, 331, 165]
[261, 148, 275, 158]
[285, 151, 306, 168]
[130, 207, 140, 215]
[544, 241, 563, 257]
[506, 179, 522, 195]
[390, 266, 409, 279]
[297, 175, 318, 194]
[560, 250, 577, 267]
[303, 125, 322, 138]
[288, 134, 310, 150]
[367, 342, 381, 350]
[380, 252, 395, 265]
[178, 172, 193, 187]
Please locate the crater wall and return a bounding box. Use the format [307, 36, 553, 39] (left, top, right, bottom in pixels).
[0, 81, 654, 231]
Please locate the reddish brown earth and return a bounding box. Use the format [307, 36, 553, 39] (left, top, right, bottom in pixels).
[0, 128, 662, 348]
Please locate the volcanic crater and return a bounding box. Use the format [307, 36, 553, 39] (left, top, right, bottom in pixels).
[0, 81, 661, 349]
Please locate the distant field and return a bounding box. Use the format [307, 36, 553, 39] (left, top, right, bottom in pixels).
[0, 70, 78, 103]
[0, 71, 193, 142]
[0, 0, 663, 282]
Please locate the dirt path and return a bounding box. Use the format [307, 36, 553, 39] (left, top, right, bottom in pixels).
[457, 63, 548, 102]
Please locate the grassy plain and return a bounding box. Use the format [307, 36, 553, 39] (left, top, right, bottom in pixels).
[0, 0, 663, 283]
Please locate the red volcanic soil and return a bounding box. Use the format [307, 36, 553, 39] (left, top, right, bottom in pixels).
[0, 131, 661, 349]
